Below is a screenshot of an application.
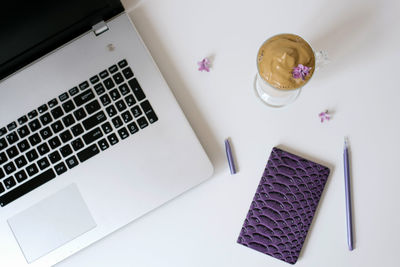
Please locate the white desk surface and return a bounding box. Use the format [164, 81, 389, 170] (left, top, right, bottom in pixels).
[57, 0, 400, 266]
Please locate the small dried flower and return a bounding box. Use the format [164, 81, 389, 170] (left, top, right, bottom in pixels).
[198, 58, 211, 72]
[318, 110, 331, 123]
[292, 64, 311, 80]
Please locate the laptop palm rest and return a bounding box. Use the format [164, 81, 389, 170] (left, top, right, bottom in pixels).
[7, 184, 96, 263]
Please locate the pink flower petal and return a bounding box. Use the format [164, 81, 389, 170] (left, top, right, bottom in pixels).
[198, 57, 211, 72]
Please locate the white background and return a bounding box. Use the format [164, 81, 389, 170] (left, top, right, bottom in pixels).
[57, 0, 400, 266]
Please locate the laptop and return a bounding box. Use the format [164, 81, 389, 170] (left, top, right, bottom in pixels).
[0, 0, 213, 266]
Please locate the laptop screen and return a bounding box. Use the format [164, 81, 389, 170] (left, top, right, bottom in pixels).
[0, 0, 123, 81]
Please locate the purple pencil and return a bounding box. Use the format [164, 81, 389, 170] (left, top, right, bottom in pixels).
[344, 137, 354, 251]
[224, 139, 236, 175]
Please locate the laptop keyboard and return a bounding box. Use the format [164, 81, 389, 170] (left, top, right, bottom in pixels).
[0, 59, 158, 207]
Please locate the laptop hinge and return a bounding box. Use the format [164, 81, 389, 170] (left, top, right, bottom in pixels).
[92, 21, 109, 36]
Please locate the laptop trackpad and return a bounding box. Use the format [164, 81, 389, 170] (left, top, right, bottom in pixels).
[7, 184, 97, 263]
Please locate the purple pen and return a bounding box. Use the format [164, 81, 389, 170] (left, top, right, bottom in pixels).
[344, 137, 354, 251]
[225, 139, 236, 175]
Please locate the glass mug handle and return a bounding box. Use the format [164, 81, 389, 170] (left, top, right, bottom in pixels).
[315, 50, 329, 70]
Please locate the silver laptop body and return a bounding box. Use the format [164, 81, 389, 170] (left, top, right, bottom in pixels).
[0, 9, 213, 267]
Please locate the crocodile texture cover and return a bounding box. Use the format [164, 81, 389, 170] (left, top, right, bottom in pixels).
[237, 147, 330, 264]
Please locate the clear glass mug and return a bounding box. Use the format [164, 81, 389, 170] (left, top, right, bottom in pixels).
[254, 35, 328, 107]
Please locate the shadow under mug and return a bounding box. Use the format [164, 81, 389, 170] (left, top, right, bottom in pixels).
[254, 47, 328, 108]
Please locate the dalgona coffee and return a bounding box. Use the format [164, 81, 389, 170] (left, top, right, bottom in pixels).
[257, 34, 315, 90]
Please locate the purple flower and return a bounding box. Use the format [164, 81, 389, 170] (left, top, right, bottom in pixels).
[292, 64, 312, 80]
[198, 57, 211, 72]
[318, 110, 331, 123]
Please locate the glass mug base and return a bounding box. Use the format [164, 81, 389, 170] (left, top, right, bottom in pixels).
[254, 74, 301, 108]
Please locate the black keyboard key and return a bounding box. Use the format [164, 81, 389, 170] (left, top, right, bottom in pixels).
[119, 83, 130, 96]
[128, 78, 146, 101]
[0, 183, 4, 194]
[105, 105, 117, 117]
[15, 170, 28, 183]
[109, 64, 118, 74]
[37, 143, 50, 156]
[122, 67, 134, 79]
[62, 99, 75, 113]
[0, 169, 4, 179]
[94, 83, 106, 95]
[85, 99, 101, 115]
[26, 149, 39, 162]
[0, 169, 56, 207]
[60, 130, 73, 143]
[118, 59, 128, 68]
[100, 94, 111, 106]
[90, 75, 100, 84]
[82, 127, 103, 145]
[48, 136, 61, 149]
[137, 117, 149, 129]
[28, 133, 41, 146]
[18, 115, 28, 125]
[39, 126, 53, 140]
[71, 138, 84, 151]
[39, 112, 53, 126]
[17, 125, 30, 138]
[15, 155, 27, 168]
[118, 127, 129, 140]
[107, 133, 119, 145]
[60, 144, 73, 157]
[28, 110, 38, 119]
[66, 155, 79, 169]
[4, 177, 16, 189]
[104, 77, 115, 90]
[26, 163, 39, 177]
[79, 81, 89, 90]
[109, 89, 121, 101]
[69, 86, 79, 96]
[4, 162, 16, 175]
[59, 92, 69, 102]
[17, 140, 30, 153]
[82, 111, 107, 130]
[0, 152, 7, 164]
[0, 138, 7, 151]
[98, 138, 109, 151]
[54, 162, 67, 175]
[6, 146, 19, 159]
[28, 119, 41, 132]
[112, 72, 124, 85]
[0, 127, 6, 137]
[140, 100, 158, 123]
[99, 70, 109, 79]
[101, 122, 112, 134]
[38, 104, 48, 113]
[121, 111, 133, 123]
[115, 100, 127, 112]
[77, 144, 99, 163]
[62, 114, 75, 127]
[49, 151, 62, 164]
[6, 132, 19, 145]
[73, 107, 87, 121]
[7, 122, 17, 131]
[71, 124, 84, 137]
[112, 116, 123, 128]
[73, 89, 95, 107]
[37, 157, 50, 170]
[48, 98, 58, 108]
[51, 106, 64, 119]
[51, 120, 64, 134]
[130, 105, 142, 118]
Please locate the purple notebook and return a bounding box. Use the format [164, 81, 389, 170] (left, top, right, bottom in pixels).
[237, 147, 330, 264]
